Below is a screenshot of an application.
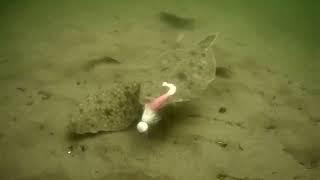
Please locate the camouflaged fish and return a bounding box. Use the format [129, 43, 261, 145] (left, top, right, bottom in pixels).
[68, 82, 142, 134]
[140, 33, 218, 104]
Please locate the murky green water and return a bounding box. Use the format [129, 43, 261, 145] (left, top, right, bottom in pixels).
[0, 1, 319, 180]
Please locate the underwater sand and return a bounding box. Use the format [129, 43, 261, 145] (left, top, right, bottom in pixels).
[0, 1, 319, 180]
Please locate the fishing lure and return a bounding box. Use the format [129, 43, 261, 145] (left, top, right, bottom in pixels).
[137, 82, 177, 133]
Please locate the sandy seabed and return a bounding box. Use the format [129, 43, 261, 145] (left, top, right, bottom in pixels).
[0, 1, 319, 180]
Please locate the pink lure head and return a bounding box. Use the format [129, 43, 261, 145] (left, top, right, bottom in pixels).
[146, 82, 176, 112]
[148, 93, 170, 111]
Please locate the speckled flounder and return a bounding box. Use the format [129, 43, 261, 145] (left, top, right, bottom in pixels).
[68, 82, 142, 134]
[140, 34, 218, 103]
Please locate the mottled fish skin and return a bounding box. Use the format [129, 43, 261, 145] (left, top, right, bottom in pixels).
[140, 34, 218, 104]
[68, 82, 142, 134]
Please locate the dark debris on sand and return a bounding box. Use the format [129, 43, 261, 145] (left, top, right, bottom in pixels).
[159, 11, 195, 29]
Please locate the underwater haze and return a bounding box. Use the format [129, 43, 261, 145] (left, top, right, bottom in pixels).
[0, 0, 319, 180]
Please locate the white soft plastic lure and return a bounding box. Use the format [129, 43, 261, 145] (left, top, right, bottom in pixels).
[137, 82, 176, 133]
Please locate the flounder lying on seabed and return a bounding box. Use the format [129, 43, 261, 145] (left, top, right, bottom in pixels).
[140, 33, 218, 104]
[68, 34, 218, 134]
[68, 82, 142, 134]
